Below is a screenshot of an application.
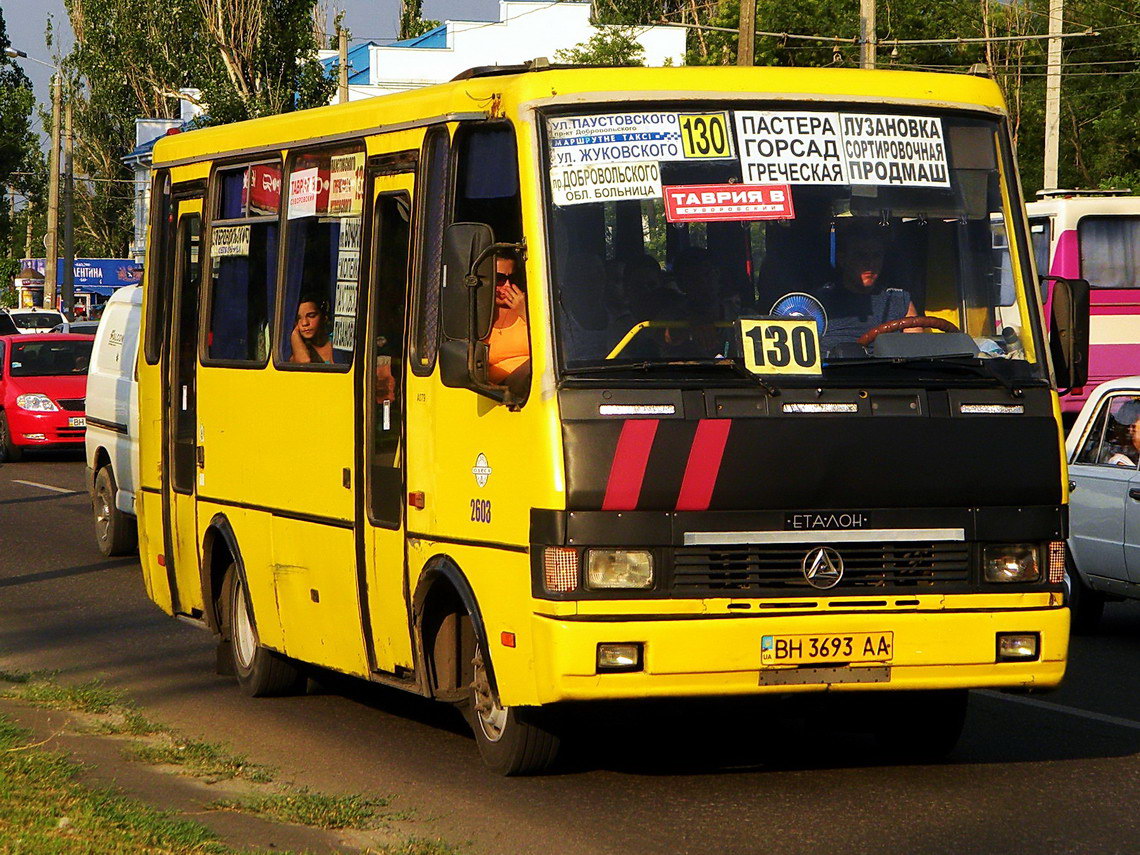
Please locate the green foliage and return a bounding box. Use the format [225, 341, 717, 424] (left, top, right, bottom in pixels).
[556, 27, 647, 67]
[0, 8, 39, 302]
[209, 788, 391, 829]
[129, 737, 274, 782]
[399, 0, 439, 40]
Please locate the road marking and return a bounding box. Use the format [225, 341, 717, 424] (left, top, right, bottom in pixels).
[10, 480, 80, 496]
[978, 689, 1140, 731]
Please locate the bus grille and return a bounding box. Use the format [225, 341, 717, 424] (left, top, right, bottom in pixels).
[56, 398, 85, 412]
[673, 542, 970, 593]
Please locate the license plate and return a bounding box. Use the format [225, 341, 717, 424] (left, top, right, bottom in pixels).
[761, 632, 893, 667]
[68, 417, 86, 428]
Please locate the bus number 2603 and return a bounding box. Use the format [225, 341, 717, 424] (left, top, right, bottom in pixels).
[470, 499, 492, 523]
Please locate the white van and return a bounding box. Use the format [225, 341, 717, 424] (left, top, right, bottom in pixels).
[85, 285, 141, 556]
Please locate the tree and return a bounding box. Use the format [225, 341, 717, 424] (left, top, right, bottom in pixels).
[0, 9, 39, 305]
[399, 0, 439, 40]
[555, 27, 647, 66]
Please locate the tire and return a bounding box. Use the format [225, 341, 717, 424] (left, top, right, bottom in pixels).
[0, 412, 23, 463]
[872, 689, 968, 763]
[220, 563, 305, 697]
[93, 465, 138, 556]
[1066, 554, 1105, 635]
[464, 623, 559, 776]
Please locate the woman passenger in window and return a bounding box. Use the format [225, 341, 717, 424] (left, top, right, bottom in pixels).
[289, 294, 333, 364]
[485, 251, 530, 391]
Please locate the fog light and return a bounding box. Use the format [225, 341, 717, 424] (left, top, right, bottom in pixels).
[543, 547, 579, 593]
[23, 433, 45, 440]
[587, 550, 654, 589]
[983, 544, 1041, 582]
[597, 642, 643, 672]
[997, 632, 1039, 661]
[1049, 541, 1066, 584]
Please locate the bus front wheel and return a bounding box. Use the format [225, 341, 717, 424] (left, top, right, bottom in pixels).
[220, 564, 305, 697]
[464, 629, 559, 776]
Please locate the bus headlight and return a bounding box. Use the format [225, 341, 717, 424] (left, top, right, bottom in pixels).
[983, 544, 1041, 582]
[587, 550, 654, 590]
[16, 394, 58, 412]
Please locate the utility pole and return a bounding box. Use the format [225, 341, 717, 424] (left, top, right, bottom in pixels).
[1043, 0, 1063, 189]
[737, 1, 755, 66]
[338, 25, 349, 104]
[860, 0, 877, 69]
[62, 97, 75, 319]
[44, 74, 61, 312]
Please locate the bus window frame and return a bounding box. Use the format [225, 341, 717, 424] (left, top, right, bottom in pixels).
[199, 156, 285, 371]
[273, 141, 367, 374]
[409, 125, 451, 377]
[535, 101, 1047, 380]
[1076, 214, 1140, 290]
[143, 169, 173, 366]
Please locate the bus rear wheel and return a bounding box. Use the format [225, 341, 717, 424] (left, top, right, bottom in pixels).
[220, 564, 305, 697]
[464, 631, 559, 776]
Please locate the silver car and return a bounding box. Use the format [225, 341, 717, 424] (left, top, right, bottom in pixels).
[1065, 375, 1140, 631]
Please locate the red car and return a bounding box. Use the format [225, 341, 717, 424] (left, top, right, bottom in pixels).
[0, 333, 95, 462]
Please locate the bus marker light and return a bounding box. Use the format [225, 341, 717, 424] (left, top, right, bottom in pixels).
[501, 632, 516, 648]
[597, 643, 642, 672]
[157, 554, 166, 567]
[408, 491, 425, 509]
[1049, 541, 1065, 583]
[543, 547, 579, 593]
[997, 633, 1039, 661]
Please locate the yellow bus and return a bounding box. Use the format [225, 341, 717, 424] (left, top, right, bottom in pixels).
[137, 63, 1088, 775]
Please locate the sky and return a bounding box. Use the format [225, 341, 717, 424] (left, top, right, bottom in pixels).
[2, 0, 503, 131]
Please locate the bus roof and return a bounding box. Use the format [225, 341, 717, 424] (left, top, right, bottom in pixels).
[151, 65, 1007, 168]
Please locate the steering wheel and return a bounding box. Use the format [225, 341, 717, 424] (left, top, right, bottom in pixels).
[857, 315, 960, 347]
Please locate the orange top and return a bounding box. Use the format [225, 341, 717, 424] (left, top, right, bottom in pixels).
[487, 316, 529, 382]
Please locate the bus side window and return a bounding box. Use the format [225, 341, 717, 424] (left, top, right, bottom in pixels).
[205, 163, 280, 365]
[410, 127, 449, 376]
[278, 147, 364, 368]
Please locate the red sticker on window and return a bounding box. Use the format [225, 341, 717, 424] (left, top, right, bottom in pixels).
[662, 184, 794, 223]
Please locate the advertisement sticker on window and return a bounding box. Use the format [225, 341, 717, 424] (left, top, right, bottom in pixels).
[288, 166, 330, 219]
[548, 113, 683, 166]
[332, 216, 361, 353]
[663, 184, 793, 223]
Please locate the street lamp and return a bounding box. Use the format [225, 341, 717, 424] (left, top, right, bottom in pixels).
[5, 47, 73, 317]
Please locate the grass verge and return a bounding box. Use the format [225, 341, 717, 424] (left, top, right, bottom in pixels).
[129, 736, 274, 783]
[209, 788, 391, 829]
[0, 713, 232, 854]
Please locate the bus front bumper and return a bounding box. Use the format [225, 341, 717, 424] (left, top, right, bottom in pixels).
[507, 597, 1068, 706]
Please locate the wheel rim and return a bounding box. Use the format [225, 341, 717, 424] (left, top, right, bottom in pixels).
[472, 646, 508, 742]
[95, 481, 112, 543]
[231, 575, 257, 670]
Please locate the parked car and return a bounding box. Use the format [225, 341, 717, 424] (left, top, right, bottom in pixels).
[1064, 375, 1140, 631]
[5, 308, 68, 334]
[52, 320, 101, 335]
[85, 285, 141, 555]
[0, 333, 96, 462]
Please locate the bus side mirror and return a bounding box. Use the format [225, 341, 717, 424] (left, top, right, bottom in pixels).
[1047, 276, 1090, 394]
[439, 222, 505, 402]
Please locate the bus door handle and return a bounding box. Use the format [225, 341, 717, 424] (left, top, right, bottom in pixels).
[1128, 488, 1140, 502]
[196, 445, 205, 469]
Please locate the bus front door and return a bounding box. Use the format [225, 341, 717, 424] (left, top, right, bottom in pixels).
[162, 200, 204, 613]
[360, 176, 415, 674]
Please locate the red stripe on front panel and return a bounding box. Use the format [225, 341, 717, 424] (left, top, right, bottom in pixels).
[675, 419, 732, 511]
[601, 420, 660, 511]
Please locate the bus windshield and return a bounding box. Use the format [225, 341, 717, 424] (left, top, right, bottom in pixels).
[544, 106, 1044, 382]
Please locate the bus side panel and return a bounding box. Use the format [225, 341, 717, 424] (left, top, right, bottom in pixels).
[136, 488, 172, 614]
[271, 516, 369, 676]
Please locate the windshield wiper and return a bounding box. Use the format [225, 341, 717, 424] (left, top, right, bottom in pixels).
[563, 359, 779, 396]
[823, 354, 1022, 394]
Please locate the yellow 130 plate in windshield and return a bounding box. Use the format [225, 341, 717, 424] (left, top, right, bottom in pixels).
[739, 318, 823, 375]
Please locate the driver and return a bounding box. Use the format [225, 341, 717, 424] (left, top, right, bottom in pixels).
[814, 219, 916, 353]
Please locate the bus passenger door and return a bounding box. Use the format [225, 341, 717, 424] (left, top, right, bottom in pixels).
[162, 198, 204, 613]
[361, 175, 415, 673]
